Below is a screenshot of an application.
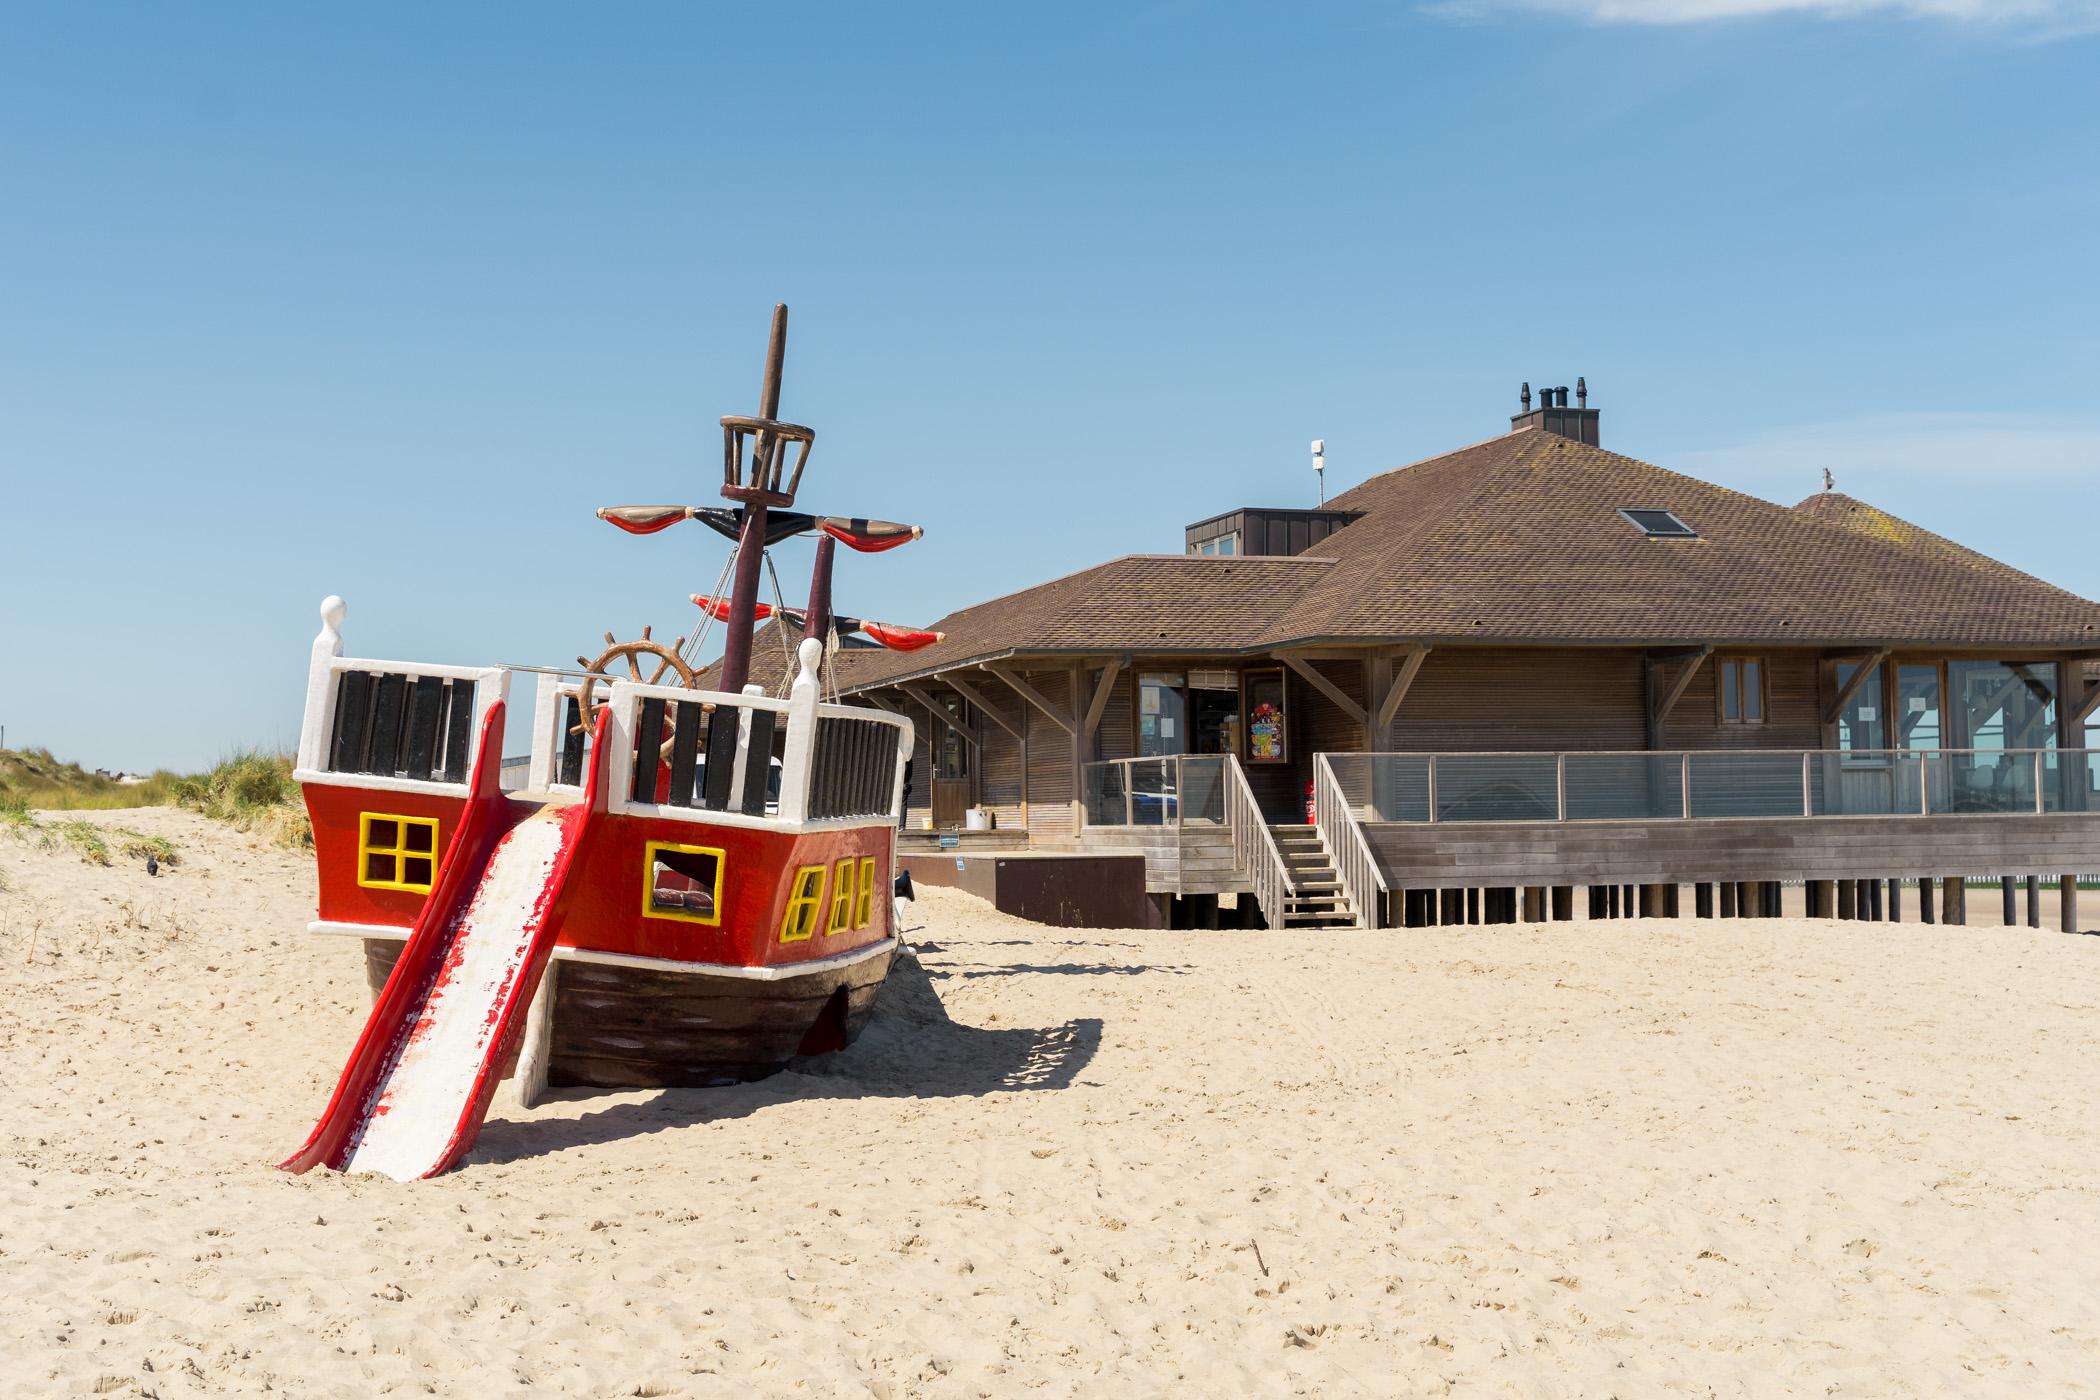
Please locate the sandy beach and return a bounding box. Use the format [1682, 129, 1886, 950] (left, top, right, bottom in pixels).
[5, 809, 2100, 1397]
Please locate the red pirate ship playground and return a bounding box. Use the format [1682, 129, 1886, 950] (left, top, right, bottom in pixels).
[281, 306, 937, 1181]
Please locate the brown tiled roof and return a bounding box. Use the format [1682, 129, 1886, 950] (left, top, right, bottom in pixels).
[701, 554, 1332, 692]
[1787, 490, 2054, 584]
[1262, 430, 2100, 648]
[708, 428, 2100, 693]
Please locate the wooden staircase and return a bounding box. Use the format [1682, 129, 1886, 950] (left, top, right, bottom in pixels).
[1268, 824, 1356, 927]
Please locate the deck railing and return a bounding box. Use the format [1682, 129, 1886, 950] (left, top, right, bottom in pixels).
[1080, 755, 1291, 925]
[1079, 755, 1227, 827]
[1224, 756, 1292, 929]
[1313, 753, 1386, 929]
[1323, 748, 2100, 824]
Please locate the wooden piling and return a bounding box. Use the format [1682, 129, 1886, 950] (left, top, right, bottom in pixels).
[1942, 877, 1966, 926]
[2002, 877, 2018, 925]
[1919, 877, 1935, 924]
[2026, 875, 2041, 929]
[2062, 876, 2081, 935]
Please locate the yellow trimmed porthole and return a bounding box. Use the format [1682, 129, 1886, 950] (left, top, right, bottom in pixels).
[825, 857, 857, 936]
[855, 856, 877, 929]
[359, 813, 438, 893]
[779, 865, 827, 943]
[643, 841, 725, 926]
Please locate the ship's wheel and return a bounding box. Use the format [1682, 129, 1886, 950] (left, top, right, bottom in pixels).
[572, 626, 700, 736]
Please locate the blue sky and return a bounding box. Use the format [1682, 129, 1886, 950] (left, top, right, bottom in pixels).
[2, 1, 2096, 772]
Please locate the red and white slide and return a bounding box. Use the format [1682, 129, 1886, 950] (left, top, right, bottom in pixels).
[280, 706, 607, 1180]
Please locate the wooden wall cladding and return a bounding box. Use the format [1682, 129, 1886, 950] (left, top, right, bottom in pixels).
[1662, 652, 1822, 750]
[1365, 814, 2100, 887]
[1386, 648, 1646, 752]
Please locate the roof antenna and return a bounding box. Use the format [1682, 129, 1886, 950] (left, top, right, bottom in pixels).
[1312, 439, 1327, 504]
[1823, 467, 1835, 492]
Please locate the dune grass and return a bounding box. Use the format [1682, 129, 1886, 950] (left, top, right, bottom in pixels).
[171, 750, 311, 849]
[0, 793, 180, 869]
[0, 746, 182, 811]
[2, 742, 309, 857]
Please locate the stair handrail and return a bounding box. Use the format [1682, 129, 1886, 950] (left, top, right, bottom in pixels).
[1314, 752, 1387, 930]
[1222, 752, 1292, 928]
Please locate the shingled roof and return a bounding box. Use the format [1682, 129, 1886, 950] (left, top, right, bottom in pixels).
[711, 427, 2100, 694]
[1787, 490, 2055, 584]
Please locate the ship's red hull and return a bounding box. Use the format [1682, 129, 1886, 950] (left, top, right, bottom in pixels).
[306, 775, 902, 1088]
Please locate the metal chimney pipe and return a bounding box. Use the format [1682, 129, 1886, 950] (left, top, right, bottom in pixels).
[1520, 382, 1532, 412]
[1576, 376, 1587, 408]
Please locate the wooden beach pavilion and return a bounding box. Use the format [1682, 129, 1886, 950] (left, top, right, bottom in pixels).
[738, 385, 2100, 931]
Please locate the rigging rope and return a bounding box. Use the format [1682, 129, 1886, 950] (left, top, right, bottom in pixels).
[673, 549, 737, 677]
[762, 549, 797, 697]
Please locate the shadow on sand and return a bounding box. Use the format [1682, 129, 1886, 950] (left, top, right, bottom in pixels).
[468, 948, 1103, 1167]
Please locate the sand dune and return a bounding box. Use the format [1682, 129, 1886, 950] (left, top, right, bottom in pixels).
[4, 808, 2099, 1396]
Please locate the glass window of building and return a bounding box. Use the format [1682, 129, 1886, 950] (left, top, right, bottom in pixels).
[1896, 664, 1942, 750]
[1138, 673, 1188, 757]
[1948, 661, 2058, 749]
[1835, 660, 1885, 755]
[1719, 658, 1765, 723]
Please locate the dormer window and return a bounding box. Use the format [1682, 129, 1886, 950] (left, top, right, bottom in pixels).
[1619, 508, 1697, 539]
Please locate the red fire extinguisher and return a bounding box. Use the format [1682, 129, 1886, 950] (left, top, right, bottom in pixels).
[1304, 779, 1316, 825]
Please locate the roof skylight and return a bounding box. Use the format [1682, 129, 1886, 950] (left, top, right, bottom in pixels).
[1619, 508, 1698, 539]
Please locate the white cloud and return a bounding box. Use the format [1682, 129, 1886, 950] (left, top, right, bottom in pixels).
[1669, 412, 2100, 495]
[1429, 0, 2100, 34]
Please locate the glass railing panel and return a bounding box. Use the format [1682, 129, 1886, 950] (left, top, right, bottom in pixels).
[1128, 759, 1175, 826]
[1563, 753, 1683, 820]
[1686, 752, 1805, 818]
[1927, 751, 2036, 814]
[1360, 754, 1429, 822]
[2041, 750, 2097, 814]
[1179, 756, 1225, 824]
[1809, 751, 1924, 816]
[1433, 754, 1557, 823]
[1081, 762, 1127, 826]
[1323, 752, 1371, 806]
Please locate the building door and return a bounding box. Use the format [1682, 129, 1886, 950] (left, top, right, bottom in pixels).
[931, 693, 972, 829]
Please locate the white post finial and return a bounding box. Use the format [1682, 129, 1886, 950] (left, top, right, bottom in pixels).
[775, 637, 828, 825]
[297, 595, 348, 774]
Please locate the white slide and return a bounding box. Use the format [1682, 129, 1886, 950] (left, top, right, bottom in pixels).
[338, 808, 576, 1181]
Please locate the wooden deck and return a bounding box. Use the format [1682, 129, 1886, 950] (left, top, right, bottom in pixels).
[1078, 822, 1248, 897]
[1362, 813, 2100, 889]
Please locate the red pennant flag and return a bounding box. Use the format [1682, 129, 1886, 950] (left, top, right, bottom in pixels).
[599, 505, 695, 536]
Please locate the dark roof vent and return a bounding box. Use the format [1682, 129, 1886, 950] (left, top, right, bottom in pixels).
[1512, 377, 1601, 446]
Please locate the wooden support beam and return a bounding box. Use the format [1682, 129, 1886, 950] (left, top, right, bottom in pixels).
[859, 693, 904, 717]
[1081, 656, 1126, 738]
[2071, 674, 2100, 729]
[1648, 646, 1713, 729]
[1822, 649, 1893, 726]
[897, 684, 980, 750]
[984, 665, 1076, 735]
[1374, 646, 1430, 736]
[942, 674, 1025, 742]
[1276, 651, 1366, 727]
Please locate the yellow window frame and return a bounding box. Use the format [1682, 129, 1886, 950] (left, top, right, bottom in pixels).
[358, 812, 439, 894]
[779, 864, 827, 943]
[642, 840, 726, 926]
[824, 857, 857, 936]
[855, 856, 877, 929]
